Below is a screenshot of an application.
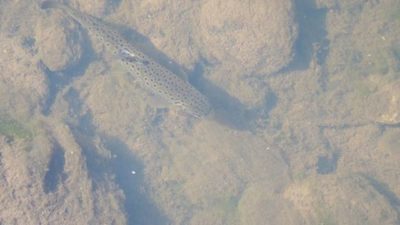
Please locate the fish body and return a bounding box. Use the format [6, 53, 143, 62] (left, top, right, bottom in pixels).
[41, 1, 211, 118]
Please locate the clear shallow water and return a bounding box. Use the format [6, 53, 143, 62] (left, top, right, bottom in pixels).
[0, 0, 399, 225]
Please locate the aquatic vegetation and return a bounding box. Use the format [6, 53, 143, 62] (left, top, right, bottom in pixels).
[0, 115, 33, 140]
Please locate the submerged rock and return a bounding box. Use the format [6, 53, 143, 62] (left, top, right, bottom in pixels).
[365, 80, 400, 125]
[284, 174, 400, 225]
[197, 0, 298, 76]
[36, 15, 84, 72]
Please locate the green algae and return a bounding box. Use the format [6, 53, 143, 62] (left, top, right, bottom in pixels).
[0, 115, 33, 140]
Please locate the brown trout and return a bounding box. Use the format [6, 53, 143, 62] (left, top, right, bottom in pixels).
[41, 1, 212, 118]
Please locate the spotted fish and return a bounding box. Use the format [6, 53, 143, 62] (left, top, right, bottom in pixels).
[40, 1, 212, 118]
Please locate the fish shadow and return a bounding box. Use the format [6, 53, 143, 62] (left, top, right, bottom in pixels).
[113, 20, 277, 132]
[119, 26, 277, 131]
[190, 61, 277, 131]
